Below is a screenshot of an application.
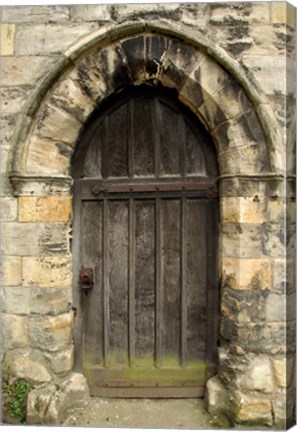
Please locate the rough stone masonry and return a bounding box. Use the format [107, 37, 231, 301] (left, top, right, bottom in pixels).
[0, 2, 296, 427]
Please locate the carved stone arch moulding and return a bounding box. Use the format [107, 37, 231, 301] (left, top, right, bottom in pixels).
[9, 22, 284, 195]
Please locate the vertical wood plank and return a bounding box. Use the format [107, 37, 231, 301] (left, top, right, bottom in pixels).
[102, 117, 107, 180]
[128, 100, 134, 179]
[160, 199, 181, 367]
[108, 200, 129, 367]
[83, 122, 103, 178]
[103, 198, 109, 367]
[186, 199, 207, 363]
[153, 99, 161, 179]
[81, 200, 104, 366]
[180, 196, 187, 367]
[105, 104, 129, 178]
[159, 101, 180, 177]
[155, 197, 162, 367]
[185, 121, 206, 176]
[133, 96, 154, 177]
[206, 199, 219, 367]
[134, 200, 156, 367]
[179, 116, 186, 179]
[129, 198, 135, 367]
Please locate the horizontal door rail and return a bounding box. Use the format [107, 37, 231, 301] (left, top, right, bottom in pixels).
[75, 179, 218, 199]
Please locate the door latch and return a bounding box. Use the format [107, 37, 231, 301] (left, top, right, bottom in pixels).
[79, 267, 94, 291]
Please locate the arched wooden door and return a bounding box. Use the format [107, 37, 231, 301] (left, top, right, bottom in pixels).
[72, 85, 219, 397]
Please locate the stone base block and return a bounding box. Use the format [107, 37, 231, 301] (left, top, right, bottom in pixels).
[26, 372, 90, 425]
[205, 375, 230, 415]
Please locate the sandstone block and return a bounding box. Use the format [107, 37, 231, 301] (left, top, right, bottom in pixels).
[25, 136, 71, 176]
[221, 197, 266, 224]
[35, 104, 82, 145]
[265, 293, 286, 322]
[205, 375, 230, 414]
[2, 222, 39, 255]
[234, 392, 273, 426]
[116, 3, 180, 21]
[3, 354, 52, 385]
[2, 314, 29, 349]
[15, 23, 97, 56]
[19, 196, 72, 222]
[44, 346, 74, 375]
[219, 142, 272, 176]
[242, 56, 295, 96]
[58, 372, 91, 415]
[209, 3, 270, 25]
[1, 24, 15, 56]
[49, 73, 95, 123]
[237, 356, 274, 393]
[272, 388, 296, 429]
[272, 2, 296, 28]
[2, 222, 69, 256]
[221, 287, 266, 323]
[71, 4, 111, 21]
[2, 286, 30, 315]
[72, 56, 110, 104]
[1, 57, 57, 87]
[22, 256, 72, 288]
[3, 256, 22, 286]
[1, 196, 18, 221]
[262, 222, 286, 258]
[30, 285, 72, 315]
[27, 383, 57, 424]
[222, 257, 272, 290]
[272, 356, 295, 388]
[221, 223, 262, 258]
[1, 6, 70, 23]
[221, 320, 288, 355]
[161, 39, 204, 90]
[29, 311, 74, 352]
[27, 373, 90, 425]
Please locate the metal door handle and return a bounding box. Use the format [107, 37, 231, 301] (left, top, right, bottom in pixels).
[79, 267, 94, 290]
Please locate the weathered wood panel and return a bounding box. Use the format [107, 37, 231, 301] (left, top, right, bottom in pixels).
[107, 200, 129, 366]
[185, 121, 206, 176]
[81, 201, 103, 365]
[83, 122, 103, 178]
[186, 199, 207, 362]
[134, 200, 156, 367]
[160, 199, 181, 366]
[105, 104, 128, 178]
[159, 101, 180, 177]
[132, 97, 154, 177]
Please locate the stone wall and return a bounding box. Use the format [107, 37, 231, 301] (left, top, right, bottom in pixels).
[0, 2, 295, 427]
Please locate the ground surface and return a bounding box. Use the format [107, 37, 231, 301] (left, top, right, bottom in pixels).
[63, 398, 231, 429]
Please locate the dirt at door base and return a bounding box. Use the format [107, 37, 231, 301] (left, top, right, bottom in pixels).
[63, 398, 231, 429]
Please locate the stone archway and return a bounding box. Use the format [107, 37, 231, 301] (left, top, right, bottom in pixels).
[7, 24, 287, 426]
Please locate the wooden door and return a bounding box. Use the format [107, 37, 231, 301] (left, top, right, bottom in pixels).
[72, 86, 219, 397]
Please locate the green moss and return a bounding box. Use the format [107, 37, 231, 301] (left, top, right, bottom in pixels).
[4, 379, 32, 424]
